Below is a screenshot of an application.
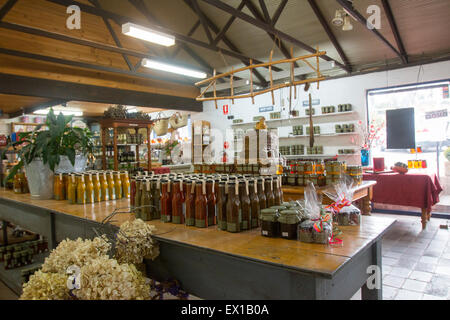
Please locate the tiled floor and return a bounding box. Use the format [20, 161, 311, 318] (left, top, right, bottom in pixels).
[0, 213, 449, 300]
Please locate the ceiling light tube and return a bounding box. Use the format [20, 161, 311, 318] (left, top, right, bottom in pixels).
[122, 22, 175, 47]
[34, 109, 83, 117]
[142, 59, 207, 79]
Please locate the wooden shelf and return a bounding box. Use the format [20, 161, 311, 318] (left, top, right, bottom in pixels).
[279, 132, 357, 139]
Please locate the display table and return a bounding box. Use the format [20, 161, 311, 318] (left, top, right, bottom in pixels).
[282, 181, 377, 216]
[363, 172, 442, 229]
[0, 189, 395, 299]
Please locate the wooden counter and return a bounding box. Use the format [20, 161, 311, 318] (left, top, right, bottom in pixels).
[0, 188, 394, 299]
[282, 180, 376, 215]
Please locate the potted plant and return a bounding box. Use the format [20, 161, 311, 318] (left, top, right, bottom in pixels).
[2, 109, 94, 199]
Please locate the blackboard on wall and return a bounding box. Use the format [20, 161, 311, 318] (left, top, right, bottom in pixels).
[386, 108, 416, 149]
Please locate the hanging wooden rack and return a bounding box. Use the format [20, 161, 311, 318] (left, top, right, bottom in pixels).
[195, 49, 327, 107]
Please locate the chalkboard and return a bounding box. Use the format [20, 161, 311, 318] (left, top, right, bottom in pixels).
[386, 108, 416, 149]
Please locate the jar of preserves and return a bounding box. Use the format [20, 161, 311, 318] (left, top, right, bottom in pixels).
[160, 179, 172, 223]
[171, 179, 183, 224]
[195, 180, 207, 228]
[265, 177, 275, 208]
[76, 175, 86, 205]
[206, 179, 216, 226]
[85, 174, 94, 204]
[113, 172, 122, 200]
[226, 181, 240, 233]
[278, 210, 300, 240]
[260, 209, 280, 237]
[185, 180, 196, 226]
[92, 172, 101, 203]
[239, 180, 251, 231]
[217, 181, 228, 230]
[67, 174, 77, 204]
[257, 178, 267, 210]
[249, 179, 260, 229]
[99, 172, 109, 201]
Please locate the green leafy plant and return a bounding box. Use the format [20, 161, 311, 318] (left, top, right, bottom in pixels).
[445, 147, 450, 161]
[2, 109, 94, 182]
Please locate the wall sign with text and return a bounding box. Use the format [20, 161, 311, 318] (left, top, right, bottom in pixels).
[302, 99, 320, 107]
[259, 106, 274, 113]
[425, 109, 448, 120]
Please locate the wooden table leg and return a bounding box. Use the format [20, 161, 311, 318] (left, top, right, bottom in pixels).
[427, 209, 431, 221]
[421, 208, 428, 230]
[362, 187, 373, 216]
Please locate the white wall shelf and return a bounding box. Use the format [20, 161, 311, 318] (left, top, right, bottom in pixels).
[279, 132, 358, 139]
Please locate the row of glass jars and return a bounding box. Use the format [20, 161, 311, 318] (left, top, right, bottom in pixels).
[53, 170, 131, 204]
[131, 173, 284, 233]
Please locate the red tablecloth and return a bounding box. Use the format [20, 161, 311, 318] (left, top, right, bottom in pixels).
[363, 172, 443, 211]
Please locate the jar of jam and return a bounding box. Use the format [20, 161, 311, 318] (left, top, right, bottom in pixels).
[238, 180, 251, 231]
[185, 180, 196, 226]
[217, 181, 228, 230]
[248, 179, 260, 229]
[206, 179, 216, 226]
[260, 209, 280, 237]
[195, 180, 207, 228]
[257, 178, 267, 210]
[226, 181, 240, 233]
[265, 177, 275, 208]
[278, 210, 301, 240]
[172, 179, 183, 224]
[160, 179, 171, 223]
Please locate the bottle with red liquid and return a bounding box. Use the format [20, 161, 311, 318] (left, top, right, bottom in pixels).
[249, 179, 260, 229]
[160, 179, 172, 223]
[171, 179, 183, 224]
[195, 180, 208, 228]
[257, 178, 267, 210]
[206, 179, 216, 226]
[265, 177, 275, 208]
[185, 180, 196, 226]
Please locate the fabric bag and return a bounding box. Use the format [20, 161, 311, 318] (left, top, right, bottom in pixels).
[169, 112, 188, 129]
[153, 113, 169, 136]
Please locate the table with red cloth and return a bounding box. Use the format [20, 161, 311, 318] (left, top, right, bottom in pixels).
[151, 167, 171, 174]
[363, 172, 443, 229]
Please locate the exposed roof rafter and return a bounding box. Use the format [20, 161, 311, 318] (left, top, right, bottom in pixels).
[0, 0, 18, 21]
[381, 0, 408, 64]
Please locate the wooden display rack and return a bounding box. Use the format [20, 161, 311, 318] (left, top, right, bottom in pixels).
[191, 120, 211, 165]
[100, 119, 154, 171]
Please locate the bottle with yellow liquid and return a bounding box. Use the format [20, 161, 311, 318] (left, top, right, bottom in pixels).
[121, 171, 131, 199]
[54, 173, 65, 200]
[76, 174, 86, 205]
[92, 172, 101, 203]
[99, 172, 109, 201]
[113, 171, 122, 200]
[85, 173, 94, 204]
[107, 171, 116, 200]
[67, 174, 77, 204]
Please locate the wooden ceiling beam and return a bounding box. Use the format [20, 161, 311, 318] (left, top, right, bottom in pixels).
[0, 73, 203, 112]
[0, 0, 18, 21]
[171, 20, 201, 58]
[212, 0, 245, 46]
[335, 0, 406, 64]
[9, 99, 68, 118]
[89, 0, 134, 72]
[381, 0, 408, 64]
[200, 0, 350, 73]
[307, 0, 351, 72]
[271, 0, 287, 27]
[190, 0, 214, 44]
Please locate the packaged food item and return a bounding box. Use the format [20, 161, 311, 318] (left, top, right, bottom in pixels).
[260, 208, 280, 237]
[323, 175, 361, 226]
[278, 210, 300, 240]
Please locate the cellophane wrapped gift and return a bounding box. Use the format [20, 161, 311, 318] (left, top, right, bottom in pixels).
[323, 175, 361, 226]
[298, 182, 332, 244]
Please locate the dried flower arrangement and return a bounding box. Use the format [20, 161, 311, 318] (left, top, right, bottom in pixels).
[21, 271, 71, 300]
[354, 119, 385, 150]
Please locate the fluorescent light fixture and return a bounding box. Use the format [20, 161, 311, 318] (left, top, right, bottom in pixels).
[126, 106, 138, 113]
[142, 58, 207, 79]
[122, 22, 175, 47]
[34, 108, 83, 117]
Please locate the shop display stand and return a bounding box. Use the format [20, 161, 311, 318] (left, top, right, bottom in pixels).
[100, 119, 153, 171]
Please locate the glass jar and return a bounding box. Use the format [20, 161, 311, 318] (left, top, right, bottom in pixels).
[113, 172, 122, 200]
[76, 175, 86, 205]
[260, 209, 280, 237]
[160, 179, 171, 223]
[226, 181, 240, 233]
[265, 177, 275, 208]
[185, 180, 196, 226]
[195, 180, 207, 228]
[85, 174, 94, 204]
[171, 179, 183, 224]
[92, 172, 101, 203]
[99, 172, 109, 201]
[239, 180, 251, 231]
[206, 179, 216, 226]
[257, 178, 267, 210]
[278, 210, 300, 240]
[67, 174, 77, 204]
[217, 181, 228, 230]
[248, 179, 260, 229]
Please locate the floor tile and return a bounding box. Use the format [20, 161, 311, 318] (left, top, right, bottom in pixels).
[438, 258, 450, 267]
[383, 251, 403, 259]
[382, 257, 399, 267]
[435, 265, 450, 276]
[382, 286, 398, 300]
[419, 256, 439, 264]
[402, 279, 427, 292]
[423, 250, 443, 258]
[422, 294, 446, 300]
[383, 275, 406, 288]
[394, 258, 417, 269]
[414, 262, 437, 273]
[395, 289, 423, 300]
[389, 267, 412, 278]
[409, 271, 433, 282]
[424, 275, 450, 297]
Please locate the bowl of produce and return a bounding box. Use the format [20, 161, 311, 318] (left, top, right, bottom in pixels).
[392, 162, 408, 174]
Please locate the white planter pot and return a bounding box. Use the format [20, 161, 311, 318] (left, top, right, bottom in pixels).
[55, 155, 88, 174]
[25, 159, 54, 200]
